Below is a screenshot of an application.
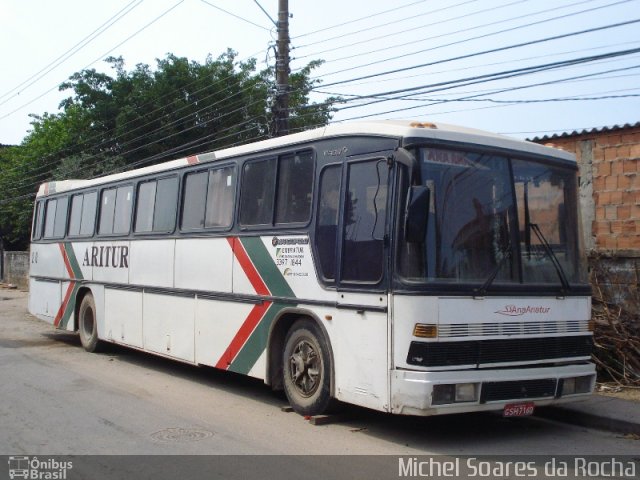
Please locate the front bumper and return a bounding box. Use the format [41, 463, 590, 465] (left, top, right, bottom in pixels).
[390, 363, 596, 416]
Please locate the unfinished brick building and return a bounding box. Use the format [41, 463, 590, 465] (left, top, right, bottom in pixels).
[532, 122, 640, 317]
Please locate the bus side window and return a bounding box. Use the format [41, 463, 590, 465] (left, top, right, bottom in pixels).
[80, 192, 97, 236]
[68, 194, 84, 236]
[69, 192, 97, 237]
[181, 171, 208, 230]
[113, 186, 133, 234]
[99, 189, 117, 235]
[32, 201, 45, 240]
[316, 164, 341, 282]
[240, 158, 276, 226]
[99, 185, 132, 235]
[154, 177, 178, 232]
[42, 197, 69, 239]
[135, 181, 157, 233]
[205, 166, 235, 228]
[137, 178, 178, 233]
[276, 151, 313, 224]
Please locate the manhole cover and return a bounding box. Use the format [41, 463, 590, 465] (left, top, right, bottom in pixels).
[150, 427, 213, 443]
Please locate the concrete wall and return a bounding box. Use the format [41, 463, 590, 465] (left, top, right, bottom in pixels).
[2, 251, 29, 290]
[533, 124, 640, 318]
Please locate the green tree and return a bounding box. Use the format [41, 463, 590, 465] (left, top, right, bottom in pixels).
[0, 50, 338, 250]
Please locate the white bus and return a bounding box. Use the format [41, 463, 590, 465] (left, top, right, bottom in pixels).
[28, 120, 595, 417]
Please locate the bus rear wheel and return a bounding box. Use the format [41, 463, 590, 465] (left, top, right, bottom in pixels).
[282, 319, 332, 416]
[78, 292, 101, 353]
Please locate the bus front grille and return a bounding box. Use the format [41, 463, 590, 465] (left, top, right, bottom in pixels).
[480, 379, 557, 402]
[406, 335, 593, 367]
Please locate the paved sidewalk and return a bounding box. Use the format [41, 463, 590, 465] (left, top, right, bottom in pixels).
[537, 394, 640, 435]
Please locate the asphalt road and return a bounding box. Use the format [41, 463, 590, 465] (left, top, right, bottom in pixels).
[0, 289, 637, 479]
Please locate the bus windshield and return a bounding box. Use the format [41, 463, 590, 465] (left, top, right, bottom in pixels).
[399, 147, 588, 290]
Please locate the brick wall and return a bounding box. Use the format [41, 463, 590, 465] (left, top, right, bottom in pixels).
[535, 125, 640, 253]
[532, 124, 640, 318]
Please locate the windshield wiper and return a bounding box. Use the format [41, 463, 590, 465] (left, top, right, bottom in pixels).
[474, 243, 512, 297]
[529, 223, 571, 294]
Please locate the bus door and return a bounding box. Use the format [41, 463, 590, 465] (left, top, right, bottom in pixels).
[318, 155, 392, 411]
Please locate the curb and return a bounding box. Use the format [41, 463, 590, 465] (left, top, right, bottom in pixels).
[536, 404, 640, 436]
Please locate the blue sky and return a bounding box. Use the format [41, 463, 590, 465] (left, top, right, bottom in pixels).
[1, 0, 639, 145]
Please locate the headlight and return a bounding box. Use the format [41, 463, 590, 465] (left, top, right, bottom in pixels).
[455, 383, 478, 402]
[561, 376, 593, 396]
[432, 383, 478, 405]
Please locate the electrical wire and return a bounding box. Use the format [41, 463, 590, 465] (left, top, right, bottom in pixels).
[294, 0, 480, 50]
[0, 0, 143, 105]
[0, 0, 186, 121]
[316, 17, 640, 89]
[312, 1, 636, 82]
[291, 0, 427, 40]
[298, 0, 611, 67]
[200, 0, 271, 31]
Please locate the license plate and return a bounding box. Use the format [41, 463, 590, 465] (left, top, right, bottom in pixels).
[503, 402, 535, 417]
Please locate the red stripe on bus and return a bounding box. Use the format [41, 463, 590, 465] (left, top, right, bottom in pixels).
[226, 237, 270, 296]
[59, 243, 75, 279]
[186, 155, 199, 165]
[215, 301, 272, 369]
[215, 238, 272, 369]
[54, 281, 75, 327]
[54, 243, 76, 327]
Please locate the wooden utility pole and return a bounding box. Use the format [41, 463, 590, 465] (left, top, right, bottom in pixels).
[273, 0, 290, 137]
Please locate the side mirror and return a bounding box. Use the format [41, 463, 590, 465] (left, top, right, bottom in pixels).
[405, 185, 430, 243]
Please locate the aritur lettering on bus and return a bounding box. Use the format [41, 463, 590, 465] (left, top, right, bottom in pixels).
[81, 246, 129, 268]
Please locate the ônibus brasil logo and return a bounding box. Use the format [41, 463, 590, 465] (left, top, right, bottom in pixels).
[495, 305, 551, 316]
[8, 456, 72, 479]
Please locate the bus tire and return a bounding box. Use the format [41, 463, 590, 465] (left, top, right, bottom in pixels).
[282, 319, 332, 416]
[78, 292, 101, 353]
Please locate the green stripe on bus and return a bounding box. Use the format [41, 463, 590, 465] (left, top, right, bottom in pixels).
[64, 242, 84, 280]
[240, 237, 295, 299]
[59, 283, 80, 329]
[228, 302, 290, 375]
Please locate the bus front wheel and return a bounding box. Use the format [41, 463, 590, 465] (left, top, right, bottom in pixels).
[282, 319, 332, 416]
[78, 292, 101, 353]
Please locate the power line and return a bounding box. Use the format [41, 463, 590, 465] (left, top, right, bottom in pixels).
[0, 0, 143, 105]
[318, 58, 640, 102]
[317, 17, 640, 88]
[312, 0, 635, 82]
[291, 0, 428, 40]
[329, 63, 640, 121]
[333, 39, 640, 89]
[0, 0, 186, 121]
[295, 0, 524, 60]
[298, 0, 608, 67]
[199, 0, 272, 31]
[294, 0, 482, 52]
[253, 0, 277, 27]
[329, 49, 640, 113]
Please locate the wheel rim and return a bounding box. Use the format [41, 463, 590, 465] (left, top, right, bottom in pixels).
[288, 339, 321, 398]
[81, 306, 94, 339]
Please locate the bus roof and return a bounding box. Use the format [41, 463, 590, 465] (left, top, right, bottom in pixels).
[36, 120, 576, 197]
